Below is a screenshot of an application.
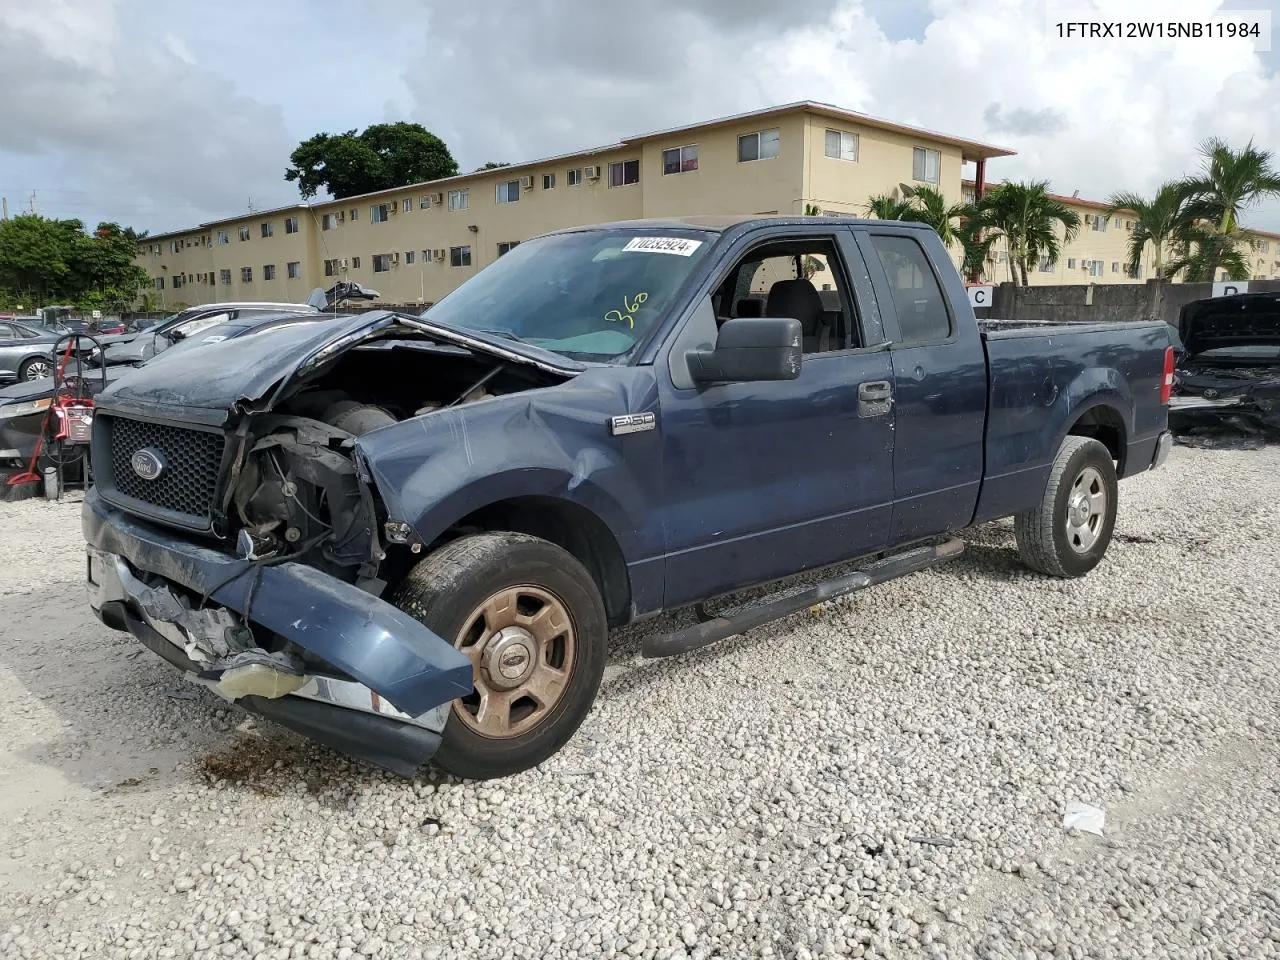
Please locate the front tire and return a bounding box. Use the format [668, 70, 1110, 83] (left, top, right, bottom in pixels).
[19, 357, 52, 381]
[1014, 435, 1118, 577]
[388, 532, 607, 780]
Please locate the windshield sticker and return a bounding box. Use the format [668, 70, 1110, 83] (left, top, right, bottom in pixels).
[604, 292, 649, 329]
[622, 236, 703, 257]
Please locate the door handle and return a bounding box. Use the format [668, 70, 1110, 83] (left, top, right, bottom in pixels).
[857, 380, 893, 401]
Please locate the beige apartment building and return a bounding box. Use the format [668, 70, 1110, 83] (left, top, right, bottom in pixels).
[136, 101, 1012, 307]
[962, 180, 1280, 286]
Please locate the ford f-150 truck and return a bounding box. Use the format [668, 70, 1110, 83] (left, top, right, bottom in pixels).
[82, 216, 1175, 780]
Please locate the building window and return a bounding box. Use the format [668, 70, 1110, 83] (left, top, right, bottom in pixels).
[543, 173, 556, 190]
[373, 254, 393, 273]
[1111, 261, 1119, 273]
[1125, 264, 1142, 279]
[169, 240, 180, 254]
[609, 159, 640, 187]
[1067, 258, 1077, 269]
[1039, 256, 1053, 272]
[324, 259, 342, 277]
[912, 147, 941, 184]
[321, 214, 338, 230]
[450, 245, 472, 267]
[349, 208, 359, 221]
[402, 198, 412, 213]
[1262, 241, 1270, 254]
[240, 266, 253, 282]
[263, 264, 276, 280]
[219, 269, 232, 285]
[662, 145, 699, 175]
[738, 128, 780, 163]
[824, 129, 859, 162]
[261, 222, 274, 238]
[351, 256, 361, 269]
[1089, 261, 1104, 277]
[420, 195, 431, 209]
[497, 241, 520, 257]
[238, 226, 251, 242]
[371, 203, 391, 223]
[285, 217, 299, 234]
[497, 180, 521, 204]
[216, 230, 229, 245]
[448, 189, 469, 211]
[153, 277, 164, 290]
[567, 168, 582, 186]
[404, 250, 415, 265]
[1092, 216, 1107, 232]
[287, 261, 301, 279]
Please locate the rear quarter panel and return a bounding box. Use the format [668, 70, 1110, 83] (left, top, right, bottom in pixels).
[974, 321, 1170, 524]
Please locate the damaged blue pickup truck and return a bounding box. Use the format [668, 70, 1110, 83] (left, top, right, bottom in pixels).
[84, 216, 1175, 780]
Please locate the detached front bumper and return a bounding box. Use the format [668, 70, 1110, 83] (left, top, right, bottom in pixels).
[82, 486, 473, 776]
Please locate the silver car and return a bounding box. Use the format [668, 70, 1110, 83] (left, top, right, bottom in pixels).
[0, 320, 61, 382]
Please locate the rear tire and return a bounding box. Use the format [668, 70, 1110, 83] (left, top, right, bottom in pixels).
[1014, 435, 1118, 577]
[388, 532, 608, 780]
[18, 357, 52, 381]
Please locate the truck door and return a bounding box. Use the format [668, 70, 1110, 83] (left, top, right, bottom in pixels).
[856, 229, 988, 543]
[655, 229, 896, 608]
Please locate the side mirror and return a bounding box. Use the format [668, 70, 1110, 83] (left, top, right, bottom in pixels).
[687, 317, 802, 384]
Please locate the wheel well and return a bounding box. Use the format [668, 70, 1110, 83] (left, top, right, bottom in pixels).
[450, 496, 632, 627]
[1068, 405, 1126, 470]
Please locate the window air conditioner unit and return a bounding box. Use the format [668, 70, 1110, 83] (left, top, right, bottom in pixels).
[520, 176, 534, 190]
[433, 249, 446, 261]
[340, 258, 349, 270]
[390, 252, 400, 264]
[584, 165, 600, 179]
[431, 193, 444, 205]
[337, 211, 346, 222]
[388, 203, 397, 215]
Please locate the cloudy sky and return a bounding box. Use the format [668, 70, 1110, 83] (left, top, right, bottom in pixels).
[2, 0, 1277, 234]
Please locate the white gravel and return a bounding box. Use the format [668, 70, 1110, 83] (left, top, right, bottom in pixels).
[1, 445, 1279, 960]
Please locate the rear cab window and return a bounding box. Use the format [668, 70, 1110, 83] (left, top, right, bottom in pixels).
[868, 234, 952, 344]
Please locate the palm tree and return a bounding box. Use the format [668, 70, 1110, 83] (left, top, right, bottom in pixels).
[903, 185, 969, 247]
[803, 203, 822, 216]
[956, 213, 998, 282]
[1164, 224, 1252, 282]
[864, 194, 915, 221]
[1105, 182, 1190, 279]
[1176, 137, 1280, 280]
[977, 181, 1081, 286]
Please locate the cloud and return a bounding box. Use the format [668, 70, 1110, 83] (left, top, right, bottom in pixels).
[0, 0, 295, 231]
[982, 104, 1067, 137]
[2, 0, 1277, 235]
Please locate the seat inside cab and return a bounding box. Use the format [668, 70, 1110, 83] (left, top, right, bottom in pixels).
[712, 239, 859, 353]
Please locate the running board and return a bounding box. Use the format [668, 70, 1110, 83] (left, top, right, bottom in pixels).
[641, 539, 964, 659]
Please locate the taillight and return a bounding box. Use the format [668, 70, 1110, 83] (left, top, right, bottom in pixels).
[1160, 346, 1175, 405]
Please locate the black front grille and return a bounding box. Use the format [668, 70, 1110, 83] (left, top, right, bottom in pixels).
[106, 416, 224, 522]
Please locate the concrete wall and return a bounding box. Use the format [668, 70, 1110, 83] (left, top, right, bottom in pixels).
[975, 278, 1280, 327]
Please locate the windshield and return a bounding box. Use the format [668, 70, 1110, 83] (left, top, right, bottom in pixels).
[421, 228, 714, 361]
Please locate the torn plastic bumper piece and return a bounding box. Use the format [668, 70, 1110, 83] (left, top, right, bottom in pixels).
[82, 486, 474, 775]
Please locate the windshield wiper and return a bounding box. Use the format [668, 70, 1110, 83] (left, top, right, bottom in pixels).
[470, 328, 529, 344]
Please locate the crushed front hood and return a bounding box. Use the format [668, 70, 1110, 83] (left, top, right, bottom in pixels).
[94, 311, 585, 419]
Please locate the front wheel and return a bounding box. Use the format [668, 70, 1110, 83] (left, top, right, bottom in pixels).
[1014, 435, 1118, 577]
[388, 532, 608, 780]
[19, 357, 53, 381]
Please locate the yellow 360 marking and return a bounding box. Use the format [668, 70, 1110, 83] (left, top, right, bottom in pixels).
[604, 291, 648, 329]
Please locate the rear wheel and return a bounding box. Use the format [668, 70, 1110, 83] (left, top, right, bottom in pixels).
[1014, 435, 1118, 577]
[388, 532, 607, 780]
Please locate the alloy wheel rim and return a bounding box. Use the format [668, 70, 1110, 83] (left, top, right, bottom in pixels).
[452, 585, 575, 739]
[23, 361, 52, 380]
[1065, 465, 1106, 553]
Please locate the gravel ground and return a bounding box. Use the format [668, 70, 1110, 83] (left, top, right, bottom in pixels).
[1, 445, 1278, 960]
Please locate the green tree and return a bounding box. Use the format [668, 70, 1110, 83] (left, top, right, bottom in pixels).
[803, 203, 822, 216]
[0, 215, 150, 308]
[1173, 137, 1280, 281]
[474, 161, 511, 171]
[955, 214, 998, 283]
[284, 122, 459, 200]
[1105, 182, 1191, 279]
[0, 215, 74, 302]
[901, 185, 968, 246]
[977, 181, 1081, 286]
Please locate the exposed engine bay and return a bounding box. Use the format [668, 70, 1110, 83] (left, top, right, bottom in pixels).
[227, 339, 569, 585]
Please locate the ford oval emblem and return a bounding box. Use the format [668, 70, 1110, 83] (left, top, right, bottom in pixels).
[131, 447, 166, 481]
